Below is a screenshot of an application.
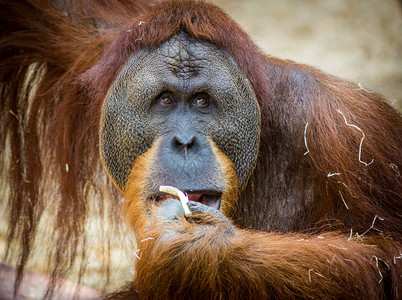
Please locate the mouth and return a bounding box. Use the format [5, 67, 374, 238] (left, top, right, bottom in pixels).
[156, 191, 222, 210]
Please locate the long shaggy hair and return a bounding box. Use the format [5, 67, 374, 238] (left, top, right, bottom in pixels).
[0, 0, 401, 297]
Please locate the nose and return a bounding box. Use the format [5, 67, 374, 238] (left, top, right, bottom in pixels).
[171, 133, 196, 159]
[174, 134, 195, 148]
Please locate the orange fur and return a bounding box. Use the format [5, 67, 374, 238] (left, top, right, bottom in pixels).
[123, 141, 160, 235]
[1, 0, 401, 299]
[135, 220, 401, 299]
[210, 141, 238, 216]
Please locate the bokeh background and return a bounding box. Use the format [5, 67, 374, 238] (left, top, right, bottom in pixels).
[1, 0, 401, 295]
[215, 0, 402, 110]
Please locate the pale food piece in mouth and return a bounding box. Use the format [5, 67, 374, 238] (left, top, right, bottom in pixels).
[159, 185, 192, 216]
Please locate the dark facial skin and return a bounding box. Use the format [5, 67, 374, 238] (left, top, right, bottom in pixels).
[100, 32, 261, 206]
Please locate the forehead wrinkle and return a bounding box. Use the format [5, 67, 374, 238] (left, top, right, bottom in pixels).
[156, 35, 213, 79]
[121, 33, 239, 94]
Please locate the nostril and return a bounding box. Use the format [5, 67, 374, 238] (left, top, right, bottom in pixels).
[173, 135, 196, 159]
[174, 135, 195, 148]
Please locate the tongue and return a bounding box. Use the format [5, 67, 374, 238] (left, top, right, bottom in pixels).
[187, 194, 202, 202]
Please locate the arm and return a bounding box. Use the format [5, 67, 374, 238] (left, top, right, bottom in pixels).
[134, 200, 400, 299]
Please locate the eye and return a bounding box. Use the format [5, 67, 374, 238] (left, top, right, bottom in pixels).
[193, 93, 209, 108]
[158, 94, 175, 107]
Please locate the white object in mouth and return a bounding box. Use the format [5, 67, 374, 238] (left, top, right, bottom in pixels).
[159, 185, 192, 216]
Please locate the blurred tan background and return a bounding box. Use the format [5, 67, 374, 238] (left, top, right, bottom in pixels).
[1, 0, 401, 296]
[215, 0, 402, 110]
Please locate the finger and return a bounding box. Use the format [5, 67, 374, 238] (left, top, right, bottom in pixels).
[187, 201, 226, 219]
[155, 198, 185, 220]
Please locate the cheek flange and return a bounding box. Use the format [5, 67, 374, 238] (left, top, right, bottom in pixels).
[99, 89, 154, 191]
[211, 97, 261, 188]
